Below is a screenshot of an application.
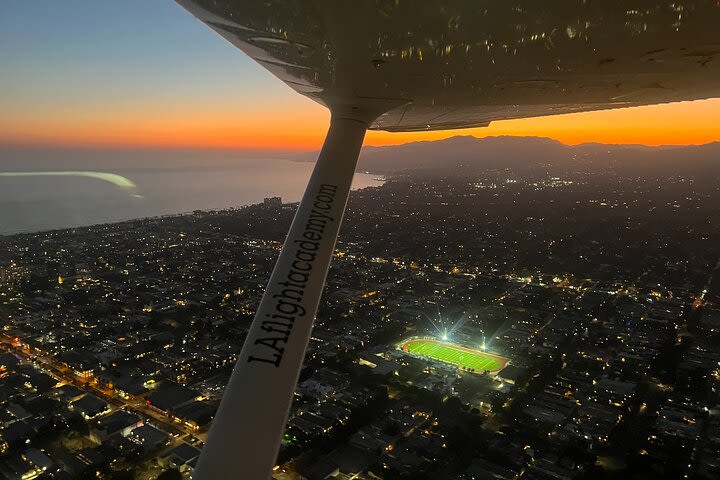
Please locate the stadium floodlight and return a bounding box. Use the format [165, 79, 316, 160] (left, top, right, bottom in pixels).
[173, 1, 720, 478]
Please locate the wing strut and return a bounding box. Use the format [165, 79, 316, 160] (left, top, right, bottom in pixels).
[194, 113, 373, 479]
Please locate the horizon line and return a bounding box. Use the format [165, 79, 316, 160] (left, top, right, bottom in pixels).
[1, 134, 718, 154]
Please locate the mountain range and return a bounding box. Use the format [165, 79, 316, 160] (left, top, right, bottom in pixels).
[345, 135, 720, 176]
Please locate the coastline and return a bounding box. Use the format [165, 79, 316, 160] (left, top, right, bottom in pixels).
[0, 177, 388, 239]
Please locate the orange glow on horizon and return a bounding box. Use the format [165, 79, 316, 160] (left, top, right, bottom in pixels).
[2, 98, 719, 151]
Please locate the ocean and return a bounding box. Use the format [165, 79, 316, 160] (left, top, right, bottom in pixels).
[0, 152, 383, 236]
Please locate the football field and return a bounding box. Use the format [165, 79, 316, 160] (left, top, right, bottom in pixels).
[402, 338, 508, 372]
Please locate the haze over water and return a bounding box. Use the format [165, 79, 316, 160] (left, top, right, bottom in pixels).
[0, 150, 383, 236]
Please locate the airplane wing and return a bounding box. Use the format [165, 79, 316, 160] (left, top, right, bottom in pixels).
[178, 0, 720, 132]
[173, 1, 720, 478]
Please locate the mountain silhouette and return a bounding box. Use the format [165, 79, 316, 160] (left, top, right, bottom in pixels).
[353, 135, 720, 176]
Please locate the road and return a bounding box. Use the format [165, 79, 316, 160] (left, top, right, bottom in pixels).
[0, 334, 207, 443]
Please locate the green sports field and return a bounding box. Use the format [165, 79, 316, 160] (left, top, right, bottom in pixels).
[402, 339, 508, 372]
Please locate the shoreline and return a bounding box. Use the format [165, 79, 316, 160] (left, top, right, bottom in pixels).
[0, 180, 389, 240]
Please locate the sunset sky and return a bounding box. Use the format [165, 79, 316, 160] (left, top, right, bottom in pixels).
[2, 1, 719, 152]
